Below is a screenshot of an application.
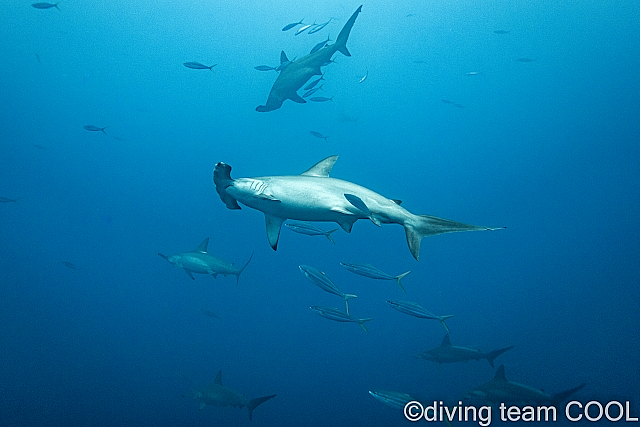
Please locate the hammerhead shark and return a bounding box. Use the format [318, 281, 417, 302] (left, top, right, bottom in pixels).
[187, 370, 276, 420]
[213, 155, 501, 261]
[465, 365, 586, 405]
[256, 5, 362, 112]
[416, 334, 514, 367]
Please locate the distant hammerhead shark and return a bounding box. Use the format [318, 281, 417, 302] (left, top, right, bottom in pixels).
[256, 5, 362, 112]
[416, 334, 514, 367]
[158, 237, 252, 284]
[213, 155, 502, 261]
[187, 370, 276, 420]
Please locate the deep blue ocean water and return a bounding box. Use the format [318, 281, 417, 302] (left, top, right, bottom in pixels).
[1, 1, 639, 426]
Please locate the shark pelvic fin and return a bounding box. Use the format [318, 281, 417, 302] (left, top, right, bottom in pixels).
[265, 214, 285, 250]
[195, 237, 209, 253]
[301, 155, 338, 177]
[290, 93, 306, 103]
[185, 270, 195, 280]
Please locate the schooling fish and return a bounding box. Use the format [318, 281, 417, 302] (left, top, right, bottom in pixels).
[340, 262, 411, 293]
[183, 62, 217, 71]
[300, 265, 356, 315]
[303, 84, 323, 98]
[83, 125, 108, 135]
[304, 74, 325, 90]
[309, 96, 333, 102]
[308, 19, 332, 35]
[32, 2, 60, 10]
[0, 197, 19, 203]
[310, 35, 331, 54]
[310, 306, 373, 332]
[62, 261, 81, 270]
[494, 30, 510, 34]
[516, 57, 536, 62]
[285, 221, 337, 243]
[387, 300, 453, 333]
[295, 23, 314, 36]
[282, 20, 304, 31]
[254, 65, 276, 71]
[309, 131, 328, 141]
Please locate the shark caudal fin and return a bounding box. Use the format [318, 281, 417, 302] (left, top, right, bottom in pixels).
[484, 346, 515, 368]
[213, 162, 241, 210]
[234, 252, 254, 285]
[247, 394, 277, 420]
[551, 383, 586, 405]
[404, 214, 504, 261]
[335, 5, 362, 57]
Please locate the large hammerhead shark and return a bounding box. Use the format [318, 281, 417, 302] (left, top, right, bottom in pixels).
[256, 5, 362, 112]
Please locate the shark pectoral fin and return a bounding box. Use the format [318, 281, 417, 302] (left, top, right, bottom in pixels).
[290, 93, 306, 103]
[256, 193, 280, 201]
[185, 270, 195, 280]
[265, 214, 286, 250]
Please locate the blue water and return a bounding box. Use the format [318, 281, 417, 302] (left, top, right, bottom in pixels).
[1, 1, 639, 426]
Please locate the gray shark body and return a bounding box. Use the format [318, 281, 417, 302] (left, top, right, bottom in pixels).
[158, 237, 252, 283]
[214, 156, 500, 261]
[417, 334, 514, 367]
[465, 365, 586, 405]
[189, 370, 276, 420]
[256, 5, 362, 112]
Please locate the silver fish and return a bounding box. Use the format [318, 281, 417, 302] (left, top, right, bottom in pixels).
[83, 125, 108, 135]
[0, 197, 18, 203]
[254, 65, 276, 71]
[183, 62, 217, 71]
[309, 96, 334, 102]
[62, 261, 81, 270]
[282, 20, 304, 31]
[340, 262, 411, 292]
[304, 74, 325, 90]
[309, 131, 328, 141]
[308, 19, 332, 35]
[386, 300, 453, 333]
[285, 221, 337, 242]
[32, 2, 60, 10]
[295, 23, 314, 35]
[300, 265, 356, 315]
[310, 35, 331, 54]
[303, 84, 323, 98]
[310, 306, 373, 332]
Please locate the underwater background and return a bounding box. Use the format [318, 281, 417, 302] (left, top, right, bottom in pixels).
[1, 0, 639, 425]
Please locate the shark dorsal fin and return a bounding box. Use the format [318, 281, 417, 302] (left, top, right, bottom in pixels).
[441, 333, 452, 347]
[280, 50, 289, 64]
[494, 365, 508, 382]
[214, 370, 222, 385]
[196, 237, 209, 253]
[301, 155, 338, 177]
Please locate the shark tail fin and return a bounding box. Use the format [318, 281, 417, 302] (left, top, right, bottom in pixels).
[325, 228, 339, 244]
[358, 317, 374, 333]
[247, 394, 276, 420]
[235, 251, 254, 285]
[395, 271, 411, 293]
[213, 162, 241, 210]
[404, 214, 504, 261]
[484, 346, 515, 368]
[343, 294, 357, 316]
[551, 383, 586, 405]
[335, 5, 362, 57]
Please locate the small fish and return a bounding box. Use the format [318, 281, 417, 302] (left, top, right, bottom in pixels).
[340, 263, 411, 293]
[358, 69, 368, 83]
[295, 23, 314, 36]
[84, 125, 108, 135]
[285, 221, 337, 243]
[310, 35, 331, 54]
[453, 103, 466, 108]
[35, 54, 41, 63]
[494, 30, 510, 34]
[0, 197, 19, 203]
[308, 19, 332, 35]
[441, 99, 454, 104]
[309, 131, 328, 142]
[516, 57, 536, 62]
[304, 74, 325, 90]
[310, 306, 373, 332]
[61, 261, 81, 270]
[386, 300, 453, 333]
[200, 308, 222, 319]
[254, 65, 276, 71]
[183, 62, 217, 71]
[300, 265, 356, 315]
[465, 71, 482, 76]
[32, 2, 60, 10]
[282, 20, 304, 31]
[303, 84, 323, 98]
[406, 13, 416, 17]
[309, 96, 333, 102]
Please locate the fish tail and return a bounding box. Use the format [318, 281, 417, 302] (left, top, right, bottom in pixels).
[101, 126, 108, 135]
[404, 214, 503, 261]
[357, 318, 373, 333]
[335, 5, 362, 57]
[209, 64, 217, 72]
[235, 251, 254, 285]
[484, 346, 515, 368]
[325, 228, 338, 244]
[247, 394, 276, 420]
[438, 315, 454, 334]
[344, 294, 357, 316]
[394, 271, 411, 293]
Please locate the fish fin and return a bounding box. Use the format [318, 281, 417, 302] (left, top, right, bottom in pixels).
[358, 318, 373, 333]
[289, 93, 306, 104]
[185, 270, 195, 280]
[337, 217, 357, 233]
[493, 365, 508, 382]
[280, 50, 289, 64]
[344, 294, 357, 316]
[404, 214, 503, 261]
[256, 192, 280, 201]
[195, 237, 209, 253]
[247, 394, 276, 420]
[344, 193, 370, 214]
[265, 214, 285, 250]
[484, 346, 514, 368]
[157, 253, 169, 261]
[395, 271, 411, 293]
[551, 384, 586, 405]
[325, 228, 339, 244]
[213, 162, 242, 210]
[335, 5, 362, 57]
[235, 251, 253, 285]
[301, 155, 338, 177]
[214, 370, 222, 385]
[441, 333, 452, 347]
[390, 199, 402, 205]
[439, 315, 454, 334]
